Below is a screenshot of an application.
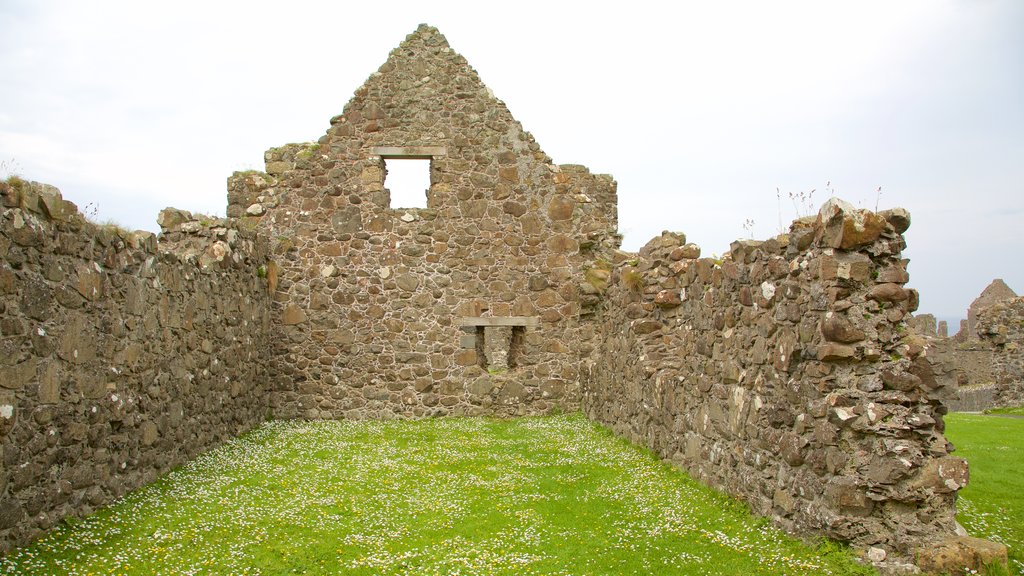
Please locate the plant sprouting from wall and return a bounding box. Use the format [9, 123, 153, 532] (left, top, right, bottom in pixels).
[0, 157, 21, 181]
[621, 267, 645, 293]
[742, 218, 755, 239]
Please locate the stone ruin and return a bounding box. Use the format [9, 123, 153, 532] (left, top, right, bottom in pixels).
[964, 279, 1017, 341]
[910, 279, 1022, 412]
[0, 24, 1008, 573]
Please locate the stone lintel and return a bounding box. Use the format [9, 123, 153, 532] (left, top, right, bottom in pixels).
[371, 146, 447, 159]
[457, 316, 539, 327]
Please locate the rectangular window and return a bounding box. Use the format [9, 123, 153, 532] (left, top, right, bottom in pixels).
[383, 157, 431, 209]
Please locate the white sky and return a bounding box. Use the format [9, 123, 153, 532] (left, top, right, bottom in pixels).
[1, 0, 1021, 322]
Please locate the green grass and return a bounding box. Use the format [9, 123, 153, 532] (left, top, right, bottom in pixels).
[984, 405, 1024, 416]
[946, 413, 1024, 575]
[0, 414, 873, 575]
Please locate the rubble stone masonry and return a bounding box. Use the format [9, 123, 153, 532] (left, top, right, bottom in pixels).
[976, 297, 1024, 406]
[0, 180, 272, 552]
[226, 25, 618, 420]
[583, 199, 968, 560]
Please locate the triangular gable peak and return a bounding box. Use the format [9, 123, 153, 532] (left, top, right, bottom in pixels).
[336, 25, 546, 156]
[972, 279, 1017, 307]
[319, 23, 561, 212]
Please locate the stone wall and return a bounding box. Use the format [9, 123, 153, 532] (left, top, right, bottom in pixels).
[966, 279, 1016, 338]
[583, 199, 967, 562]
[907, 313, 937, 337]
[226, 25, 619, 420]
[976, 297, 1024, 406]
[0, 180, 272, 551]
[917, 294, 1023, 412]
[925, 338, 997, 411]
[946, 385, 998, 413]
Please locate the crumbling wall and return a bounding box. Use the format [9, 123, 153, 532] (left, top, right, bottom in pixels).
[225, 25, 619, 420]
[925, 338, 997, 411]
[907, 313, 937, 337]
[976, 297, 1024, 406]
[583, 199, 967, 562]
[966, 279, 1016, 337]
[0, 180, 272, 551]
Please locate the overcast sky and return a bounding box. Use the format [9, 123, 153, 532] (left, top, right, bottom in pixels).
[1, 0, 1021, 322]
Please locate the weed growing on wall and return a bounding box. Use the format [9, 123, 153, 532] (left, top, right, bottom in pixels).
[774, 182, 884, 235]
[0, 157, 20, 180]
[776, 186, 817, 234]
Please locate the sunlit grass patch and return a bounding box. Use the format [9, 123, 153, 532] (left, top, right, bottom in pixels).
[0, 414, 872, 575]
[946, 413, 1024, 575]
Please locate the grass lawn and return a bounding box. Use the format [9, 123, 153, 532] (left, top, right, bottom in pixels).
[946, 412, 1024, 575]
[984, 406, 1024, 417]
[0, 414, 872, 575]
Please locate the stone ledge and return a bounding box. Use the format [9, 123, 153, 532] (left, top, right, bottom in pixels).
[457, 316, 539, 327]
[371, 146, 447, 158]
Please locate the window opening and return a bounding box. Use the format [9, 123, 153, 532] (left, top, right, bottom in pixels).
[475, 326, 487, 369]
[384, 158, 430, 209]
[508, 326, 525, 369]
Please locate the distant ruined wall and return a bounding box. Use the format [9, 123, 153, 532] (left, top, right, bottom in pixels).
[966, 279, 1017, 338]
[226, 26, 619, 420]
[583, 200, 967, 559]
[976, 297, 1024, 406]
[925, 338, 997, 412]
[920, 295, 1022, 412]
[907, 313, 937, 337]
[0, 180, 272, 551]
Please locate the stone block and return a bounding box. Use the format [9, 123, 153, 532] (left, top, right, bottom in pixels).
[455, 349, 477, 366]
[654, 290, 681, 307]
[140, 421, 159, 446]
[825, 477, 873, 516]
[547, 196, 575, 220]
[266, 161, 292, 175]
[818, 252, 871, 282]
[916, 536, 1007, 575]
[632, 320, 662, 335]
[467, 376, 493, 397]
[868, 283, 909, 303]
[156, 207, 193, 230]
[0, 359, 36, 390]
[820, 313, 865, 343]
[331, 207, 362, 234]
[540, 379, 565, 399]
[910, 457, 969, 493]
[38, 362, 60, 403]
[281, 304, 307, 325]
[396, 273, 420, 292]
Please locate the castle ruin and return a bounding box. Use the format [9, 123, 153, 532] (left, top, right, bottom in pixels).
[0, 25, 1006, 572]
[912, 280, 1023, 412]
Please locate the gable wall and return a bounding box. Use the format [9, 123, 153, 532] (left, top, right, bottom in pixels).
[228, 26, 619, 419]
